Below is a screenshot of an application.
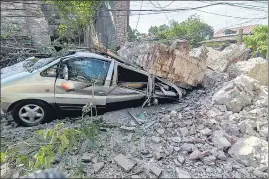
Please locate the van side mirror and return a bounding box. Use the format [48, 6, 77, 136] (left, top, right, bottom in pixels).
[63, 65, 69, 80]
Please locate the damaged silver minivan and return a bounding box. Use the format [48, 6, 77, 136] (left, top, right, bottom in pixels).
[1, 51, 182, 126]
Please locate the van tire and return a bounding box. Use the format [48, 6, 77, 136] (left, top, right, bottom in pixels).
[11, 100, 52, 127]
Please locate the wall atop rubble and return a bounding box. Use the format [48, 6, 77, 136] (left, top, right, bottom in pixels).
[1, 1, 51, 48]
[1, 1, 129, 49]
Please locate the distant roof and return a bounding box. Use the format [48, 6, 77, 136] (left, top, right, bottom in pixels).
[214, 25, 257, 38]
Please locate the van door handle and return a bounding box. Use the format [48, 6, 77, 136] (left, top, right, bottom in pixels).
[97, 91, 105, 94]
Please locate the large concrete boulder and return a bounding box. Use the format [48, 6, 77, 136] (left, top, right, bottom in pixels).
[212, 75, 260, 112]
[202, 69, 229, 89]
[206, 44, 248, 72]
[227, 57, 268, 86]
[228, 136, 268, 168]
[118, 41, 208, 87]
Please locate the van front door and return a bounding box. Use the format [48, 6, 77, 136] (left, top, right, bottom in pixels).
[54, 57, 113, 110]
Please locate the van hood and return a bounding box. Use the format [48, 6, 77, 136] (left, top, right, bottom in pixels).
[1, 71, 35, 86]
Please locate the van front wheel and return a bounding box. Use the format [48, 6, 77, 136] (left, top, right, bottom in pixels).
[11, 100, 52, 127]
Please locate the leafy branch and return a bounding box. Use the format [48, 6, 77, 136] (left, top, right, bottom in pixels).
[1, 122, 99, 176]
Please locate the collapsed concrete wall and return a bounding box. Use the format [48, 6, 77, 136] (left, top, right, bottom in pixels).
[118, 40, 208, 87]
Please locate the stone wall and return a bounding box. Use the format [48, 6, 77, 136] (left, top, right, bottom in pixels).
[1, 1, 51, 48]
[1, 0, 129, 49]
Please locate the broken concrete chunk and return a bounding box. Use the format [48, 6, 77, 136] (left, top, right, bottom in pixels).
[176, 168, 191, 178]
[227, 57, 268, 86]
[259, 126, 268, 138]
[127, 133, 133, 142]
[200, 128, 212, 136]
[238, 120, 256, 135]
[180, 143, 193, 152]
[180, 127, 190, 137]
[177, 155, 185, 164]
[222, 122, 240, 137]
[81, 153, 96, 163]
[140, 136, 149, 155]
[216, 150, 226, 160]
[1, 163, 13, 178]
[114, 154, 137, 172]
[206, 44, 248, 72]
[151, 136, 162, 143]
[228, 136, 268, 168]
[202, 69, 229, 89]
[171, 137, 181, 143]
[212, 134, 231, 149]
[178, 113, 183, 119]
[237, 168, 250, 176]
[213, 75, 260, 112]
[183, 120, 193, 126]
[200, 150, 210, 158]
[149, 166, 162, 177]
[253, 168, 268, 178]
[174, 159, 181, 167]
[156, 128, 165, 135]
[170, 110, 177, 118]
[202, 156, 216, 165]
[206, 108, 222, 118]
[131, 175, 141, 178]
[153, 150, 163, 160]
[120, 126, 136, 132]
[189, 149, 202, 160]
[93, 162, 104, 174]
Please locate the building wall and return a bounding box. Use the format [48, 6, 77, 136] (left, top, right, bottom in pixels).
[114, 0, 130, 47]
[1, 0, 130, 49]
[95, 0, 130, 49]
[1, 1, 51, 48]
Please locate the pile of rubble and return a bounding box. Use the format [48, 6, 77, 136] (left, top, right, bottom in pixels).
[1, 75, 268, 178]
[1, 42, 268, 178]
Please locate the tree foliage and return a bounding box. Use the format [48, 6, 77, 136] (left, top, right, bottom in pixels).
[148, 24, 169, 35]
[243, 25, 268, 58]
[148, 15, 214, 46]
[1, 122, 98, 177]
[128, 26, 146, 42]
[45, 0, 99, 40]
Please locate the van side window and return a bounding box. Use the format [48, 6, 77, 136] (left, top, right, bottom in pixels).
[40, 64, 58, 77]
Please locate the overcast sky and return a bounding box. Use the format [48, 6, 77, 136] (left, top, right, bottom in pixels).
[129, 1, 268, 34]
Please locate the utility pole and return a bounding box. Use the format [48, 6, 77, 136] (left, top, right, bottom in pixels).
[237, 28, 243, 45]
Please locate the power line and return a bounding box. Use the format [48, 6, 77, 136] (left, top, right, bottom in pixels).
[194, 9, 267, 20]
[160, 1, 176, 9]
[200, 1, 268, 12]
[149, 1, 170, 27]
[156, 1, 170, 27]
[1, 2, 229, 12]
[2, 2, 268, 20]
[135, 0, 143, 30]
